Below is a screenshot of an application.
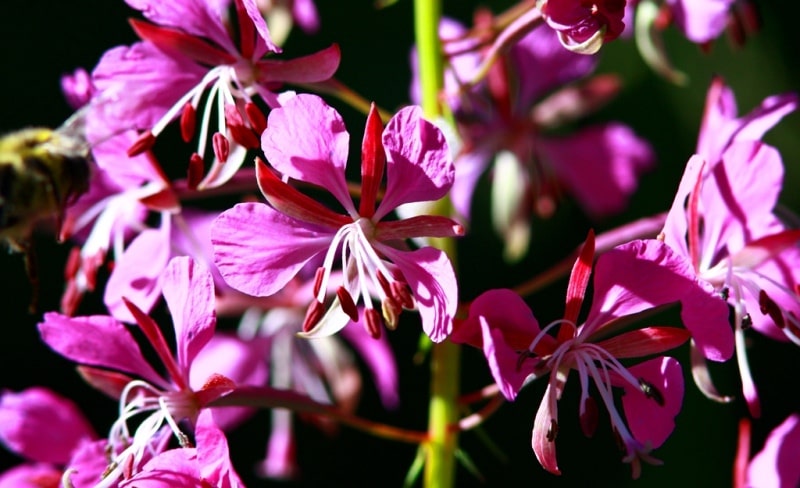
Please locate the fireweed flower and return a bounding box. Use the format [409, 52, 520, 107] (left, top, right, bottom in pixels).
[39, 257, 267, 486]
[538, 0, 627, 53]
[236, 276, 399, 479]
[91, 0, 340, 189]
[452, 233, 732, 476]
[662, 143, 800, 417]
[416, 22, 652, 260]
[212, 94, 462, 342]
[118, 410, 244, 488]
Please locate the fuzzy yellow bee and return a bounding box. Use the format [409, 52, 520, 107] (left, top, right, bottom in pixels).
[0, 119, 92, 252]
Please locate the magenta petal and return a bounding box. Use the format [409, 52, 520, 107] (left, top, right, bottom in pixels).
[585, 239, 733, 362]
[452, 289, 541, 351]
[189, 334, 268, 429]
[240, 0, 280, 53]
[532, 383, 561, 475]
[104, 227, 171, 323]
[748, 414, 800, 488]
[120, 448, 200, 488]
[261, 94, 354, 214]
[0, 388, 95, 464]
[161, 257, 216, 371]
[539, 124, 654, 218]
[0, 464, 62, 488]
[480, 318, 534, 401]
[125, 0, 235, 52]
[92, 43, 205, 131]
[378, 245, 457, 343]
[65, 439, 113, 488]
[622, 357, 684, 449]
[377, 106, 454, 219]
[257, 44, 340, 83]
[340, 322, 399, 409]
[212, 203, 331, 297]
[196, 411, 244, 487]
[38, 313, 166, 388]
[665, 0, 734, 43]
[662, 154, 705, 258]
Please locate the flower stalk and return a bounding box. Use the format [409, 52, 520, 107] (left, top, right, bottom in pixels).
[415, 0, 461, 486]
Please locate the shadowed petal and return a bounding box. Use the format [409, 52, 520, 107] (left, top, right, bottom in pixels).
[621, 357, 683, 449]
[748, 414, 800, 488]
[340, 322, 399, 409]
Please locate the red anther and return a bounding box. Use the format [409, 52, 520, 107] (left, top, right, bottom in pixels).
[245, 102, 267, 134]
[375, 270, 393, 298]
[390, 281, 415, 309]
[225, 105, 261, 148]
[302, 300, 325, 333]
[312, 267, 325, 297]
[579, 396, 598, 438]
[187, 153, 205, 190]
[127, 131, 156, 157]
[212, 132, 230, 163]
[759, 290, 785, 329]
[381, 297, 401, 330]
[84, 252, 104, 291]
[64, 246, 82, 280]
[180, 103, 196, 142]
[364, 308, 382, 339]
[60, 281, 81, 316]
[337, 287, 359, 322]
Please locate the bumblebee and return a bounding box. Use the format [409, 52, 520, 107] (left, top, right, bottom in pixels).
[0, 122, 91, 252]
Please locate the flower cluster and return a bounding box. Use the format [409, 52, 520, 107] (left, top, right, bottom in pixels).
[1, 0, 799, 486]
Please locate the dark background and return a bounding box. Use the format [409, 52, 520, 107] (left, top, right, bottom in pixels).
[1, 1, 800, 486]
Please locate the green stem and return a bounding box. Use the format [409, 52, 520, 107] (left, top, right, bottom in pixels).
[414, 1, 462, 487]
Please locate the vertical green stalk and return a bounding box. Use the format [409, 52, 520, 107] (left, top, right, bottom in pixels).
[414, 2, 461, 487]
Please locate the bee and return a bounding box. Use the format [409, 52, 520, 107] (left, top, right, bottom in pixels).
[0, 116, 92, 252]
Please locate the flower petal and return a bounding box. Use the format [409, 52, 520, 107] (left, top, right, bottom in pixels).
[212, 203, 331, 297]
[161, 257, 217, 372]
[584, 239, 733, 362]
[377, 106, 454, 219]
[340, 321, 400, 409]
[261, 94, 354, 214]
[38, 313, 166, 388]
[378, 245, 457, 343]
[0, 388, 95, 464]
[621, 357, 684, 449]
[747, 414, 800, 488]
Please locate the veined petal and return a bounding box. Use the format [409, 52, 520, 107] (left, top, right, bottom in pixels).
[125, 0, 235, 52]
[261, 94, 354, 214]
[585, 239, 733, 362]
[662, 154, 705, 258]
[239, 0, 280, 53]
[377, 245, 457, 343]
[104, 227, 172, 323]
[622, 357, 683, 449]
[377, 106, 453, 220]
[480, 318, 534, 401]
[256, 44, 341, 83]
[161, 257, 217, 372]
[196, 410, 245, 486]
[0, 388, 95, 464]
[129, 19, 237, 67]
[212, 203, 331, 297]
[38, 313, 167, 388]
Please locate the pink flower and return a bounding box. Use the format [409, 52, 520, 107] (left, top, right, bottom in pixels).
[39, 257, 266, 485]
[212, 94, 463, 342]
[452, 233, 732, 476]
[92, 0, 340, 188]
[119, 411, 244, 488]
[539, 0, 627, 53]
[661, 79, 800, 417]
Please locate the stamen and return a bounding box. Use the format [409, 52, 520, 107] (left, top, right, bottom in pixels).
[212, 132, 230, 163]
[741, 313, 753, 329]
[302, 300, 325, 333]
[245, 101, 268, 134]
[337, 286, 359, 322]
[364, 308, 382, 339]
[759, 290, 785, 329]
[312, 267, 325, 297]
[391, 281, 415, 309]
[382, 297, 402, 330]
[187, 153, 205, 190]
[127, 132, 156, 157]
[64, 246, 81, 280]
[180, 103, 196, 142]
